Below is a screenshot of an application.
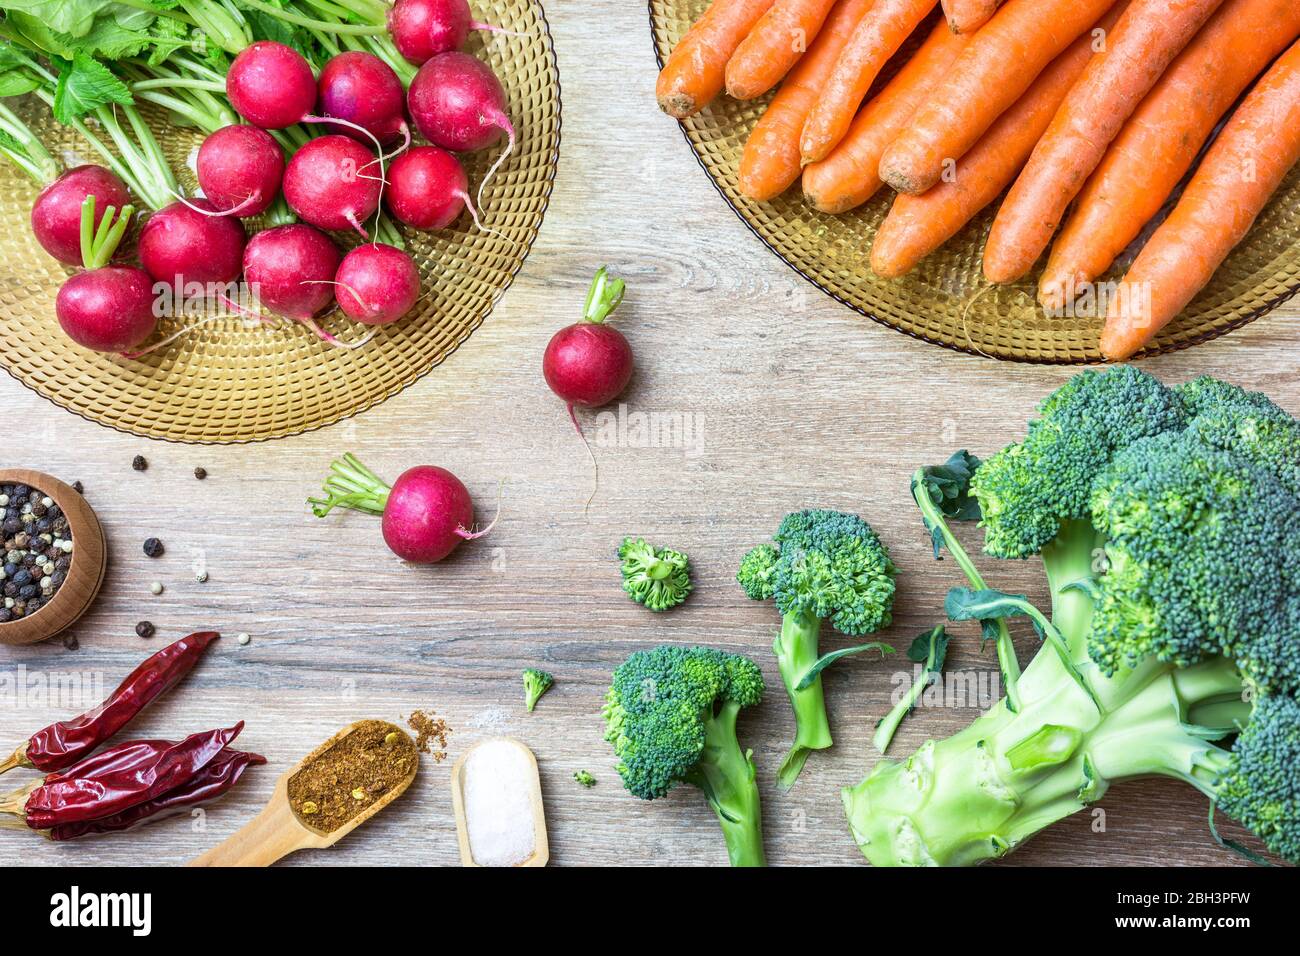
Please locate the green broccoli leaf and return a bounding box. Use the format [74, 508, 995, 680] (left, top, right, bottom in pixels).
[795, 642, 893, 691]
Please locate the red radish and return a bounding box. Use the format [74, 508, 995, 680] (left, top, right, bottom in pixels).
[308, 454, 495, 563]
[282, 134, 383, 237]
[30, 166, 131, 265]
[383, 145, 473, 230]
[196, 125, 284, 217]
[408, 52, 513, 153]
[543, 268, 634, 412]
[318, 52, 409, 149]
[55, 196, 156, 353]
[138, 200, 246, 285]
[388, 0, 505, 66]
[332, 244, 420, 325]
[242, 224, 341, 319]
[226, 42, 317, 130]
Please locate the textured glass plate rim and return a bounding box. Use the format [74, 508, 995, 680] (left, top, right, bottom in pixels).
[0, 7, 562, 444]
[646, 1, 1300, 365]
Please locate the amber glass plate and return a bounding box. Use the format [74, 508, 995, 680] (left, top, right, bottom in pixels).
[0, 0, 560, 443]
[649, 0, 1300, 363]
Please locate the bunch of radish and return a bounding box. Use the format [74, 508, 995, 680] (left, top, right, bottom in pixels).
[28, 0, 519, 357]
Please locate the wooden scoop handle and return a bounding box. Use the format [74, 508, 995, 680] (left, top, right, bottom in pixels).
[188, 790, 319, 867]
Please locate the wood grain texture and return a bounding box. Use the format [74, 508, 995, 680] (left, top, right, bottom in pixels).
[0, 0, 1297, 867]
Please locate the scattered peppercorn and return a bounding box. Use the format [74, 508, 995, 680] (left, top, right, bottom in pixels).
[71, 481, 83, 494]
[237, 632, 250, 645]
[194, 467, 207, 480]
[62, 634, 79, 651]
[143, 538, 164, 558]
[195, 571, 209, 583]
[150, 581, 164, 595]
[135, 621, 155, 639]
[131, 455, 148, 472]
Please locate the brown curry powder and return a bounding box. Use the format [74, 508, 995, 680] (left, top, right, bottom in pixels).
[288, 720, 417, 834]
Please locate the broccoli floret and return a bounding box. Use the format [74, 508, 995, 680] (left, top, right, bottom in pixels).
[739, 509, 895, 790]
[618, 538, 692, 611]
[573, 770, 596, 788]
[603, 645, 765, 866]
[522, 669, 554, 712]
[844, 368, 1300, 867]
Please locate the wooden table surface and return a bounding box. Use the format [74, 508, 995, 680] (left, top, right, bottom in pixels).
[2, 1, 1297, 868]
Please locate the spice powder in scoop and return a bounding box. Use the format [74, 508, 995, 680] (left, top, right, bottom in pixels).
[287, 720, 417, 834]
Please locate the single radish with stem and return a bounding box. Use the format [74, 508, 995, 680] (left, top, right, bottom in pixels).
[308, 454, 496, 563]
[31, 166, 131, 266]
[138, 199, 246, 285]
[388, 0, 514, 65]
[195, 125, 285, 218]
[55, 196, 157, 353]
[383, 145, 483, 231]
[317, 51, 410, 150]
[282, 134, 383, 237]
[238, 224, 352, 346]
[327, 243, 421, 325]
[407, 51, 514, 209]
[542, 268, 634, 510]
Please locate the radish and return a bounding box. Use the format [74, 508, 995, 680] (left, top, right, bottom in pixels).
[55, 197, 157, 353]
[30, 166, 131, 265]
[317, 52, 409, 149]
[383, 146, 474, 230]
[308, 454, 495, 563]
[226, 42, 318, 130]
[242, 224, 341, 320]
[282, 135, 383, 237]
[138, 200, 246, 285]
[542, 268, 633, 510]
[196, 125, 285, 217]
[332, 244, 421, 325]
[388, 0, 506, 66]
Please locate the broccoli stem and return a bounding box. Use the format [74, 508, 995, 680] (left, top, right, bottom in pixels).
[685, 699, 766, 867]
[774, 609, 833, 790]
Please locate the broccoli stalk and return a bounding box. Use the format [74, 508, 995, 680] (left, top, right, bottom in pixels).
[873, 626, 949, 755]
[739, 511, 897, 790]
[603, 645, 766, 866]
[522, 669, 554, 712]
[844, 368, 1300, 866]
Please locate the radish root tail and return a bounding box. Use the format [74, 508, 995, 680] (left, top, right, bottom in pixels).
[568, 403, 598, 516]
[165, 186, 260, 218]
[475, 113, 515, 215]
[455, 480, 504, 540]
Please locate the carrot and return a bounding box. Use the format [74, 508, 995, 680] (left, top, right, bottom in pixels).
[726, 0, 840, 100]
[983, 0, 1227, 284]
[802, 19, 969, 213]
[1040, 0, 1300, 309]
[1101, 38, 1300, 360]
[941, 0, 1000, 34]
[878, 0, 1119, 195]
[738, 0, 876, 201]
[798, 0, 937, 164]
[657, 0, 778, 118]
[871, 5, 1122, 276]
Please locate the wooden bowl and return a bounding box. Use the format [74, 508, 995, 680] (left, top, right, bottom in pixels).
[451, 737, 549, 866]
[0, 469, 106, 646]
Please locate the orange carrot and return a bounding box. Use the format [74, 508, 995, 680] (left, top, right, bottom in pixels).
[657, 0, 778, 118]
[738, 0, 876, 201]
[726, 0, 840, 100]
[1040, 0, 1300, 309]
[1101, 38, 1300, 360]
[941, 0, 1000, 34]
[871, 6, 1121, 276]
[798, 0, 937, 164]
[983, 0, 1227, 284]
[802, 19, 969, 213]
[878, 0, 1119, 195]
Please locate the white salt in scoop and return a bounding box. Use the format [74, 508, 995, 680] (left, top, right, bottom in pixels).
[451, 737, 549, 866]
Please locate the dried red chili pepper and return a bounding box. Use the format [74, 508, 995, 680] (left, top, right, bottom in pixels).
[45, 748, 265, 841]
[0, 631, 219, 775]
[21, 722, 243, 828]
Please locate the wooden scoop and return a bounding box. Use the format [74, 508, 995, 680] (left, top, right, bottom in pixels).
[189, 720, 417, 867]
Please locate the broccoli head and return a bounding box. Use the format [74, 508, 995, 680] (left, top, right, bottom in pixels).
[845, 368, 1300, 866]
[522, 669, 554, 712]
[739, 509, 895, 789]
[618, 538, 692, 611]
[603, 645, 765, 866]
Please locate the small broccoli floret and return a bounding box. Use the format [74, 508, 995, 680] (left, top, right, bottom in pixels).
[739, 509, 896, 789]
[603, 645, 765, 866]
[522, 669, 554, 712]
[618, 538, 692, 611]
[573, 770, 596, 788]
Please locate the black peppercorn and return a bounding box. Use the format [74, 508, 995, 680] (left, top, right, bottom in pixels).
[135, 621, 155, 638]
[71, 481, 83, 494]
[62, 634, 79, 651]
[132, 455, 148, 472]
[143, 538, 164, 558]
[194, 467, 207, 480]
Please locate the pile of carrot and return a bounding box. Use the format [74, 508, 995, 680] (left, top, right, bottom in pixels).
[657, 0, 1300, 360]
